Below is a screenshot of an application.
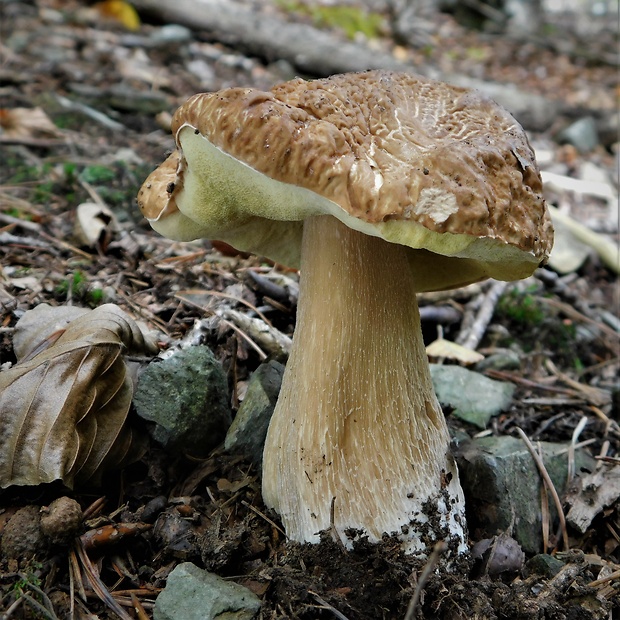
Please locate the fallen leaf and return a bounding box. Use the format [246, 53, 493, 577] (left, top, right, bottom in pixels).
[426, 337, 484, 365]
[565, 463, 620, 533]
[74, 202, 118, 249]
[94, 0, 141, 31]
[0, 107, 63, 140]
[0, 304, 158, 488]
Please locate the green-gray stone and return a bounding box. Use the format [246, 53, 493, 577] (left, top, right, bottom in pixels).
[430, 364, 515, 429]
[525, 554, 565, 578]
[475, 349, 522, 372]
[225, 360, 284, 465]
[456, 435, 596, 554]
[133, 346, 231, 458]
[154, 562, 260, 620]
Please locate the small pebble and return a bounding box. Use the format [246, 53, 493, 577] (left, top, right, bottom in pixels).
[40, 496, 83, 545]
[1, 505, 47, 560]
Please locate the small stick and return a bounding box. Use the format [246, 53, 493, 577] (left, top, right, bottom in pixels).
[39, 231, 93, 259]
[241, 500, 287, 537]
[308, 591, 351, 620]
[538, 442, 551, 553]
[82, 496, 107, 521]
[55, 94, 126, 131]
[19, 593, 59, 620]
[456, 280, 507, 350]
[403, 541, 447, 620]
[567, 416, 588, 484]
[73, 540, 134, 620]
[541, 297, 620, 343]
[176, 288, 273, 326]
[130, 593, 151, 620]
[0, 212, 42, 232]
[587, 569, 620, 588]
[0, 232, 51, 248]
[217, 308, 291, 358]
[516, 428, 569, 551]
[219, 316, 268, 360]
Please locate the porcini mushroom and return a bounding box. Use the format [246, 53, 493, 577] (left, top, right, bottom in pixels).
[138, 70, 552, 553]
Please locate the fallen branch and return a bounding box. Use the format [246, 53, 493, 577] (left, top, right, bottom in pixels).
[456, 280, 507, 351]
[132, 0, 559, 129]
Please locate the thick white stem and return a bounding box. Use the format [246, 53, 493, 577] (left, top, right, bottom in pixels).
[262, 215, 466, 553]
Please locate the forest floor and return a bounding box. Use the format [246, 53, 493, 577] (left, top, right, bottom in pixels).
[0, 1, 618, 619]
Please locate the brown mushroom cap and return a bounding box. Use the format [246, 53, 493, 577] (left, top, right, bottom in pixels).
[138, 70, 552, 291]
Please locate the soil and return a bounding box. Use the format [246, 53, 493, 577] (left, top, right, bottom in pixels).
[0, 1, 618, 619]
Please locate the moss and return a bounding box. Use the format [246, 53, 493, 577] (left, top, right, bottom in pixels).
[54, 270, 103, 306]
[496, 288, 583, 367]
[277, 1, 385, 39]
[79, 164, 117, 185]
[498, 288, 546, 326]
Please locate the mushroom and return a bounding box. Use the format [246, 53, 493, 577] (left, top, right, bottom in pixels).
[138, 70, 552, 553]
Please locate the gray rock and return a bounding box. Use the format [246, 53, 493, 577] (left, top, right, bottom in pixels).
[456, 435, 597, 554]
[154, 562, 261, 620]
[430, 364, 515, 429]
[225, 360, 284, 465]
[557, 117, 599, 153]
[525, 553, 565, 578]
[150, 24, 193, 45]
[475, 349, 522, 372]
[134, 346, 231, 458]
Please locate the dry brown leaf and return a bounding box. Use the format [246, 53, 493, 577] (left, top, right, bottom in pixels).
[0, 107, 63, 140]
[425, 337, 484, 365]
[565, 463, 620, 533]
[0, 304, 158, 489]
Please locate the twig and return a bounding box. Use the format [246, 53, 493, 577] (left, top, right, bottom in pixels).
[17, 577, 58, 619]
[541, 297, 620, 344]
[308, 591, 351, 620]
[217, 308, 291, 358]
[176, 288, 273, 326]
[82, 496, 107, 521]
[0, 136, 66, 147]
[484, 369, 593, 400]
[588, 569, 620, 588]
[0, 232, 50, 248]
[403, 541, 447, 620]
[73, 540, 134, 620]
[130, 593, 151, 620]
[568, 416, 588, 484]
[219, 316, 268, 360]
[39, 231, 93, 259]
[240, 500, 287, 538]
[19, 593, 59, 620]
[245, 270, 292, 304]
[516, 428, 569, 552]
[540, 478, 550, 553]
[68, 546, 85, 620]
[456, 280, 507, 350]
[2, 595, 24, 618]
[55, 94, 126, 131]
[544, 359, 611, 407]
[0, 212, 42, 232]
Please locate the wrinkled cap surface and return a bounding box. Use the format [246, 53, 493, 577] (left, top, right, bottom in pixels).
[138, 70, 552, 291]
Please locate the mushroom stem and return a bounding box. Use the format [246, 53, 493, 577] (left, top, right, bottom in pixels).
[262, 215, 466, 553]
